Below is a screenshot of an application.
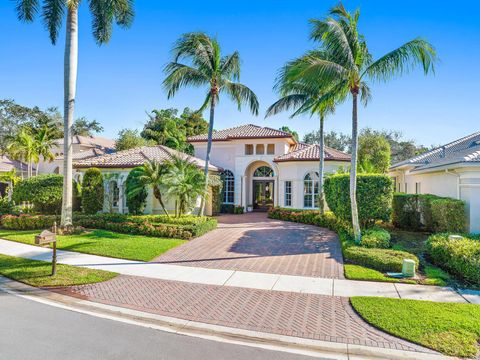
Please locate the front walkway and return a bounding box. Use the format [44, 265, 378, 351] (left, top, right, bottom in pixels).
[155, 213, 345, 278]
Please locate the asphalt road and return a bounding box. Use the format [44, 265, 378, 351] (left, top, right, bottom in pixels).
[0, 289, 327, 360]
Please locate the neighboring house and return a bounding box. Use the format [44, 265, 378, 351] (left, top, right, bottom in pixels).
[188, 124, 351, 211]
[37, 135, 116, 175]
[0, 155, 30, 197]
[73, 145, 220, 215]
[389, 132, 480, 233]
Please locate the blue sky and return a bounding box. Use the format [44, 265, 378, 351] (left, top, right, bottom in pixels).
[1, 1, 479, 146]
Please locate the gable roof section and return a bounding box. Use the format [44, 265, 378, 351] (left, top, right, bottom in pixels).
[0, 155, 29, 173]
[73, 145, 220, 171]
[274, 143, 351, 162]
[390, 131, 480, 172]
[54, 135, 115, 150]
[187, 124, 293, 142]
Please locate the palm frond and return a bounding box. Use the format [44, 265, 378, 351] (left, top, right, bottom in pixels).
[113, 0, 134, 28]
[42, 0, 65, 44]
[363, 38, 437, 82]
[359, 82, 371, 106]
[89, 0, 114, 44]
[196, 92, 212, 113]
[220, 51, 240, 80]
[16, 0, 39, 22]
[265, 94, 309, 118]
[163, 63, 209, 98]
[172, 32, 215, 73]
[222, 81, 259, 116]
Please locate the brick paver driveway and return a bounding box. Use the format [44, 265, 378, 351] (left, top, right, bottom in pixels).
[154, 213, 344, 278]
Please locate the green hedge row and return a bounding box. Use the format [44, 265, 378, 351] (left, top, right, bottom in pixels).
[0, 213, 217, 240]
[392, 193, 467, 233]
[426, 233, 480, 286]
[361, 228, 391, 249]
[268, 207, 418, 273]
[12, 175, 63, 214]
[324, 174, 393, 228]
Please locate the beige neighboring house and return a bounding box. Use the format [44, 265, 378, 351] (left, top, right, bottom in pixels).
[389, 132, 480, 233]
[188, 124, 351, 211]
[73, 145, 220, 215]
[37, 135, 116, 176]
[0, 155, 30, 198]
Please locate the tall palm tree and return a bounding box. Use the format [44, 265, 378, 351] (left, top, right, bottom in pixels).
[128, 160, 170, 216]
[163, 32, 259, 215]
[15, 0, 135, 227]
[266, 54, 337, 215]
[6, 129, 38, 178]
[293, 4, 436, 242]
[34, 127, 56, 176]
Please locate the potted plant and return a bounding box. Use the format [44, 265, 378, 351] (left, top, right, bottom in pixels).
[246, 204, 253, 212]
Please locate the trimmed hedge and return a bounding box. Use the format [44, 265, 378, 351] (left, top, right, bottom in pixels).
[12, 174, 63, 214]
[426, 233, 480, 286]
[324, 174, 393, 228]
[360, 228, 391, 249]
[82, 168, 104, 214]
[0, 213, 217, 240]
[392, 193, 466, 233]
[268, 207, 419, 273]
[125, 168, 148, 215]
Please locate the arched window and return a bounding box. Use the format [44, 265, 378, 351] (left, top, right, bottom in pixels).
[222, 170, 234, 204]
[303, 172, 319, 208]
[253, 166, 274, 177]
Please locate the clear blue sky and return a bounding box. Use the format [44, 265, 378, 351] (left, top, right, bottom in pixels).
[1, 1, 479, 146]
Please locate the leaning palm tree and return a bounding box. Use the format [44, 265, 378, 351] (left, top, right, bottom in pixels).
[15, 0, 135, 227]
[292, 4, 436, 242]
[6, 129, 38, 178]
[266, 54, 338, 215]
[128, 160, 170, 216]
[34, 127, 56, 176]
[163, 32, 259, 215]
[163, 155, 207, 217]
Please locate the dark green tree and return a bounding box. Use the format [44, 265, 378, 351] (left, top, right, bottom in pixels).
[72, 118, 104, 136]
[82, 168, 104, 214]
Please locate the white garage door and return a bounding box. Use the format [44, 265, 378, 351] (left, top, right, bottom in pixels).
[460, 186, 480, 234]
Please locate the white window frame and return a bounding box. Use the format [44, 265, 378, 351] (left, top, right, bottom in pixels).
[303, 172, 319, 208]
[284, 181, 292, 207]
[222, 170, 235, 204]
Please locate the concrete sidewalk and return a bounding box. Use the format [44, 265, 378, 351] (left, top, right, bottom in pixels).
[0, 238, 479, 304]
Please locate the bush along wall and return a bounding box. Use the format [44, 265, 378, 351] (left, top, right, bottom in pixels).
[81, 168, 104, 214]
[392, 193, 466, 233]
[324, 174, 393, 228]
[426, 233, 480, 286]
[125, 168, 148, 215]
[12, 174, 63, 214]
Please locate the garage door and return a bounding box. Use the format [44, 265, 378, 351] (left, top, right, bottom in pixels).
[460, 186, 480, 233]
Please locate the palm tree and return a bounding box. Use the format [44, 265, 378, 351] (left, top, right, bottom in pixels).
[163, 155, 206, 217]
[128, 160, 170, 216]
[163, 32, 259, 215]
[6, 129, 38, 178]
[292, 4, 436, 242]
[15, 0, 135, 227]
[34, 127, 56, 176]
[266, 54, 337, 215]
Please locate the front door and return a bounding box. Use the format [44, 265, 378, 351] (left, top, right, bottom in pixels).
[253, 180, 274, 211]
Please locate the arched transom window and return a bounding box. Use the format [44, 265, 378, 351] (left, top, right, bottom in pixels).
[253, 166, 274, 177]
[303, 172, 319, 208]
[222, 170, 234, 204]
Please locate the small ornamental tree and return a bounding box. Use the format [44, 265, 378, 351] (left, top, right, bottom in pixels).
[125, 168, 148, 215]
[12, 174, 63, 214]
[82, 168, 104, 214]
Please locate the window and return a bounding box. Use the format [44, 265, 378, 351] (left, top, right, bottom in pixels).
[415, 182, 421, 194]
[253, 166, 274, 177]
[304, 172, 319, 208]
[245, 144, 253, 155]
[256, 144, 265, 155]
[267, 144, 275, 155]
[404, 183, 408, 193]
[110, 181, 120, 207]
[284, 181, 292, 207]
[222, 170, 235, 203]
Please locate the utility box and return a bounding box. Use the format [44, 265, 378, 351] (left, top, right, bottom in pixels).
[448, 235, 464, 241]
[402, 259, 416, 278]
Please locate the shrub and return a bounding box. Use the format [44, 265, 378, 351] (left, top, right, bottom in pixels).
[0, 214, 58, 230]
[361, 228, 391, 248]
[0, 196, 16, 215]
[12, 174, 63, 214]
[220, 204, 235, 214]
[344, 246, 419, 272]
[82, 168, 104, 214]
[125, 168, 148, 215]
[426, 233, 480, 286]
[72, 179, 82, 212]
[234, 206, 244, 214]
[392, 193, 466, 233]
[324, 174, 393, 228]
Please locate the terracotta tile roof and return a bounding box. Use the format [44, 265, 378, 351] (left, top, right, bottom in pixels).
[391, 131, 480, 172]
[188, 124, 293, 142]
[56, 148, 113, 161]
[274, 143, 351, 162]
[0, 155, 30, 172]
[54, 135, 115, 150]
[73, 145, 220, 171]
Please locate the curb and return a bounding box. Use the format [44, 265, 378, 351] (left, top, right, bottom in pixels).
[0, 277, 453, 360]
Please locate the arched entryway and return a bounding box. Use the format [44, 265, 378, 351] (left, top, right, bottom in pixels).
[243, 161, 277, 212]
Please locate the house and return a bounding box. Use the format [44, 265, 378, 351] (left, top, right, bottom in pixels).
[37, 135, 116, 175]
[188, 124, 351, 211]
[389, 132, 480, 233]
[73, 144, 220, 215]
[0, 155, 30, 197]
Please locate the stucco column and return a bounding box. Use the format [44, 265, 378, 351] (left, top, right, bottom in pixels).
[241, 175, 246, 207]
[118, 182, 124, 214]
[103, 180, 110, 212]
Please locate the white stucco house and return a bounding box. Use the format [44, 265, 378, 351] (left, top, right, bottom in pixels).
[389, 132, 480, 233]
[73, 144, 220, 215]
[188, 124, 351, 211]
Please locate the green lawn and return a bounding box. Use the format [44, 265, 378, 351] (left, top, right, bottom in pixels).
[350, 297, 480, 357]
[0, 253, 117, 287]
[344, 264, 416, 284]
[0, 229, 186, 261]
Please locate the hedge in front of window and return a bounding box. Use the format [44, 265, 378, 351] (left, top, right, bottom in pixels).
[12, 174, 63, 214]
[324, 174, 393, 228]
[82, 168, 104, 215]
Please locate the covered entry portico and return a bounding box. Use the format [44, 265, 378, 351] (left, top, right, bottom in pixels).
[241, 160, 278, 211]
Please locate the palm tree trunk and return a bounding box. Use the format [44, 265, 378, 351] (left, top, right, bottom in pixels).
[318, 114, 325, 215]
[61, 6, 78, 227]
[153, 186, 169, 216]
[199, 95, 216, 216]
[350, 93, 361, 243]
